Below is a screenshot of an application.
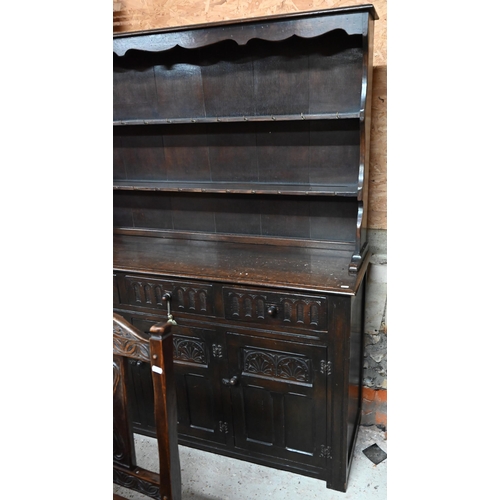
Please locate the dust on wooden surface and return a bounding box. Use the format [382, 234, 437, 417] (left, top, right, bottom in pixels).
[113, 0, 387, 230]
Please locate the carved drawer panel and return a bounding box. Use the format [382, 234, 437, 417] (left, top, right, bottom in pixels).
[223, 286, 327, 331]
[124, 274, 214, 316]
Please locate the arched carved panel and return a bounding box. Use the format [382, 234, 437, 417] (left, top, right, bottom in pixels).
[154, 285, 163, 305]
[188, 289, 196, 310]
[256, 298, 265, 319]
[297, 302, 305, 324]
[132, 282, 142, 303]
[231, 295, 239, 317]
[284, 301, 292, 322]
[276, 356, 310, 382]
[310, 303, 319, 326]
[243, 348, 312, 384]
[173, 336, 207, 366]
[244, 351, 275, 376]
[177, 288, 185, 308]
[244, 297, 252, 318]
[200, 291, 207, 312]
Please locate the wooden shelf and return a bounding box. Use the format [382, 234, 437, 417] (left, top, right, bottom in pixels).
[113, 112, 361, 126]
[113, 180, 359, 197]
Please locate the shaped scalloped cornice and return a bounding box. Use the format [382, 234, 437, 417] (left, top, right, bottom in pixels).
[113, 6, 377, 56]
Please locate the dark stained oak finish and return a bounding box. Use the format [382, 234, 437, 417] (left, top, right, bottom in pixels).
[113, 5, 377, 492]
[113, 233, 368, 295]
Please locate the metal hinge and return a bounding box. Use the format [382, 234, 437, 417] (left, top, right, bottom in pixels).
[212, 344, 223, 358]
[319, 445, 332, 459]
[219, 421, 229, 434]
[320, 360, 332, 375]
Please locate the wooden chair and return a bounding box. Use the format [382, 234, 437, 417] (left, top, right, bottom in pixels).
[113, 313, 182, 500]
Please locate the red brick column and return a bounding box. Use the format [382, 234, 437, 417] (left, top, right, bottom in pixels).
[361, 387, 387, 430]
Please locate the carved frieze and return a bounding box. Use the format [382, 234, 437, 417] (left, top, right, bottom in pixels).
[224, 287, 327, 330]
[227, 291, 268, 321]
[281, 298, 322, 327]
[124, 275, 213, 315]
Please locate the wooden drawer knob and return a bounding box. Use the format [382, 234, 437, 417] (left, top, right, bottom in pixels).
[267, 305, 278, 317]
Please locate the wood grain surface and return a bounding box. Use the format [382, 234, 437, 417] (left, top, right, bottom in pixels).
[113, 233, 367, 294]
[113, 0, 387, 230]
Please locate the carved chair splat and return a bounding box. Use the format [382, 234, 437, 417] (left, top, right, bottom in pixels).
[113, 312, 182, 500]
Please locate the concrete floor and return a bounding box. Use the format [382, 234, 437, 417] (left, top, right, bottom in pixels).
[114, 425, 387, 499]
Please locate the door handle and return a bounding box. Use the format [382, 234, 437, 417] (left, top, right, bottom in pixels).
[222, 375, 239, 386]
[162, 292, 177, 325]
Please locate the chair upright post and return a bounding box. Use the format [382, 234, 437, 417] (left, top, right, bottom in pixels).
[113, 313, 182, 500]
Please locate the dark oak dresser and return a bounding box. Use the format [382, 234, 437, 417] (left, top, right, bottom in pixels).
[113, 4, 378, 492]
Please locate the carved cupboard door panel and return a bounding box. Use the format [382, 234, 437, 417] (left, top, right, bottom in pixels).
[119, 314, 228, 445]
[226, 331, 327, 468]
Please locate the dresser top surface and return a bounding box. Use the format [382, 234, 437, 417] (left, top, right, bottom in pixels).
[113, 233, 368, 295]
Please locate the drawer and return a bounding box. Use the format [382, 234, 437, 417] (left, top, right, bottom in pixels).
[123, 274, 214, 316]
[223, 286, 327, 331]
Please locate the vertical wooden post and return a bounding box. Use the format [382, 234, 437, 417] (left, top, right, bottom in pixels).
[149, 322, 182, 500]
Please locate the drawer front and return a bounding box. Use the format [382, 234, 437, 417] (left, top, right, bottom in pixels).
[223, 286, 327, 331]
[123, 274, 214, 316]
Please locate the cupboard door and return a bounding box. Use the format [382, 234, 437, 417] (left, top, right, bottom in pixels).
[226, 331, 327, 468]
[120, 314, 228, 445]
[172, 324, 228, 445]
